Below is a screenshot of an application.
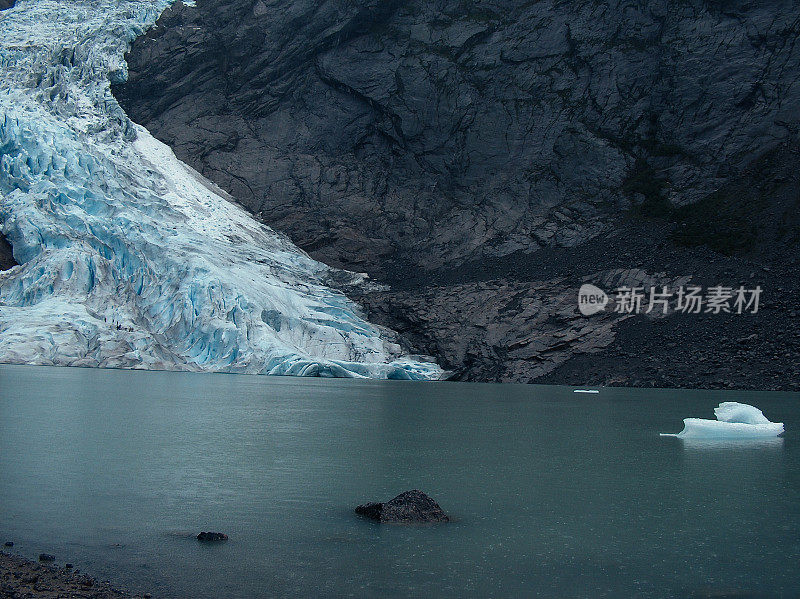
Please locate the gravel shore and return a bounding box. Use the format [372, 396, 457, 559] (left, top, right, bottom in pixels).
[0, 551, 152, 599]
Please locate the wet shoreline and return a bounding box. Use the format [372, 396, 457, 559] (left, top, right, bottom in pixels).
[0, 551, 153, 599]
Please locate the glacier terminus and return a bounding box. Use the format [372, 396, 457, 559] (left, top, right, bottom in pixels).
[0, 0, 443, 379]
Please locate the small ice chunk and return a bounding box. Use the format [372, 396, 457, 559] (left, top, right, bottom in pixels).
[662, 402, 784, 439]
[574, 389, 599, 394]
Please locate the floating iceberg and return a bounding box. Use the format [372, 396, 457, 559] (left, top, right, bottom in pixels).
[0, 0, 442, 379]
[573, 389, 599, 394]
[662, 402, 784, 439]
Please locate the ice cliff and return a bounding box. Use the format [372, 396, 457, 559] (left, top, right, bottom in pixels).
[0, 0, 442, 379]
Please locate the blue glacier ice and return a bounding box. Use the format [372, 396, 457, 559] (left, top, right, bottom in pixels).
[0, 0, 442, 379]
[661, 402, 784, 439]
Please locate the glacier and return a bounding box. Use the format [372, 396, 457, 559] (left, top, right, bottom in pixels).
[0, 0, 442, 379]
[661, 402, 784, 439]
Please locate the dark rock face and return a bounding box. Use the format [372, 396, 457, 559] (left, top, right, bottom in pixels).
[0, 233, 15, 271]
[359, 222, 800, 389]
[115, 0, 800, 273]
[196, 531, 228, 542]
[115, 0, 800, 389]
[0, 1, 15, 11]
[356, 490, 450, 523]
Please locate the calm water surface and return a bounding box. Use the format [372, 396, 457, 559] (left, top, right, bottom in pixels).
[0, 365, 799, 598]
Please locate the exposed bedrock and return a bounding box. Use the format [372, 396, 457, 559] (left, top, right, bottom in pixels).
[114, 0, 800, 389]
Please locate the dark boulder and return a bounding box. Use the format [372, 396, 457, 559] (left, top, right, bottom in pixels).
[38, 553, 55, 562]
[3, 541, 12, 547]
[356, 490, 449, 524]
[197, 532, 228, 542]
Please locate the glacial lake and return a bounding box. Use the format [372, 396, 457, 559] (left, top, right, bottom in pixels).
[0, 364, 799, 598]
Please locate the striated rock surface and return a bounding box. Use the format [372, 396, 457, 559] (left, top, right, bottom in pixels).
[115, 0, 800, 272]
[115, 0, 800, 389]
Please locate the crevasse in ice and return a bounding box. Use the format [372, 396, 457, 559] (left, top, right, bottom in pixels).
[662, 402, 784, 439]
[0, 0, 442, 379]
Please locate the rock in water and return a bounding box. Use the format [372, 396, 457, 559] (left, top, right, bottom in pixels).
[356, 490, 449, 524]
[197, 532, 228, 542]
[38, 553, 55, 562]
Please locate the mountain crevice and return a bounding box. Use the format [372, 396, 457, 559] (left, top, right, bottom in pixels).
[0, 234, 15, 271]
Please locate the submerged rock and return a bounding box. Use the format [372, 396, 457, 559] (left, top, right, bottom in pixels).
[3, 541, 13, 547]
[356, 490, 449, 524]
[38, 553, 55, 562]
[197, 532, 228, 542]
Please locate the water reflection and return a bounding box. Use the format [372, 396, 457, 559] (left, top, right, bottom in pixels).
[680, 437, 785, 451]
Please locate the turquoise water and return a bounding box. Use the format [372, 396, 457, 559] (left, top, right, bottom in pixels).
[0, 364, 798, 598]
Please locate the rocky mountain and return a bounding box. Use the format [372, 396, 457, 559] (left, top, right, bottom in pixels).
[114, 0, 800, 389]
